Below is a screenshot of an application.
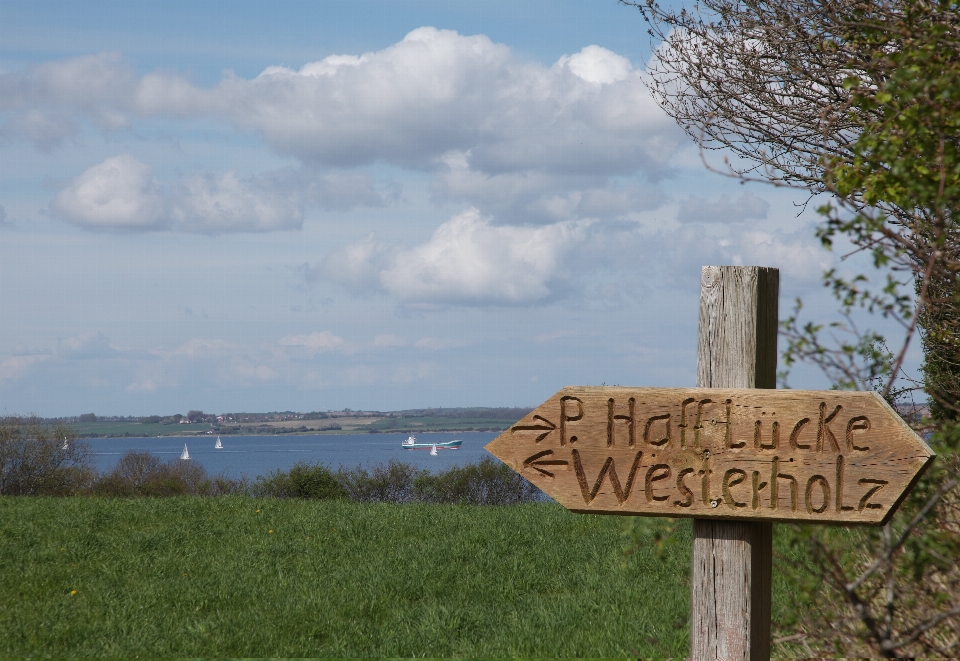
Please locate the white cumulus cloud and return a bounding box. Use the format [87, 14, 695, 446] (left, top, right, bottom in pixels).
[0, 52, 136, 148]
[324, 208, 590, 305]
[321, 235, 398, 295]
[51, 156, 386, 233]
[170, 171, 302, 233]
[7, 31, 684, 176]
[10, 30, 688, 236]
[51, 154, 166, 230]
[558, 45, 633, 85]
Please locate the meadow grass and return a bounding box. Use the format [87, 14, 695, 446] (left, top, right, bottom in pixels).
[0, 497, 804, 657]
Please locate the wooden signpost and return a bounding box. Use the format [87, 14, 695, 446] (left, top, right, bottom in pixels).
[485, 266, 935, 660]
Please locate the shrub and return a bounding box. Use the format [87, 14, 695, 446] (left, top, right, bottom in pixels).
[93, 451, 248, 497]
[0, 416, 92, 495]
[413, 456, 543, 505]
[331, 458, 543, 505]
[253, 461, 347, 499]
[336, 459, 426, 503]
[254, 460, 424, 502]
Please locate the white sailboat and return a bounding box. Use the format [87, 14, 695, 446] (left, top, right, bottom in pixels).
[180, 443, 191, 460]
[214, 435, 223, 449]
[429, 444, 438, 456]
[61, 437, 69, 450]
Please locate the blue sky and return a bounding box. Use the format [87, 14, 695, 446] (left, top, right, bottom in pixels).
[0, 0, 905, 417]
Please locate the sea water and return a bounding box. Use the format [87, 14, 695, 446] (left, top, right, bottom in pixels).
[85, 432, 499, 478]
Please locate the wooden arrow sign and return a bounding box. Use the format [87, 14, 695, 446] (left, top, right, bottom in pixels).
[486, 387, 935, 524]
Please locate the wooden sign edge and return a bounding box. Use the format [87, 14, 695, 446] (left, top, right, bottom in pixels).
[486, 387, 937, 526]
[869, 391, 937, 526]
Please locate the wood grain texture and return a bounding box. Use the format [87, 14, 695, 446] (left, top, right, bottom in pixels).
[484, 387, 934, 524]
[697, 266, 779, 389]
[691, 519, 771, 661]
[694, 265, 776, 661]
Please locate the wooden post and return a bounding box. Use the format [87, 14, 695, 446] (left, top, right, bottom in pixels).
[691, 265, 778, 661]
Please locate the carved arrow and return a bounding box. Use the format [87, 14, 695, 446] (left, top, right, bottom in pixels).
[522, 449, 569, 478]
[511, 415, 557, 443]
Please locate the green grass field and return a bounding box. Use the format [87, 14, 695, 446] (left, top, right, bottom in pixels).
[0, 498, 804, 657]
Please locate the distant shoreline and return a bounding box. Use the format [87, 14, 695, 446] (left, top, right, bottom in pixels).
[79, 427, 512, 439]
[54, 406, 531, 439]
